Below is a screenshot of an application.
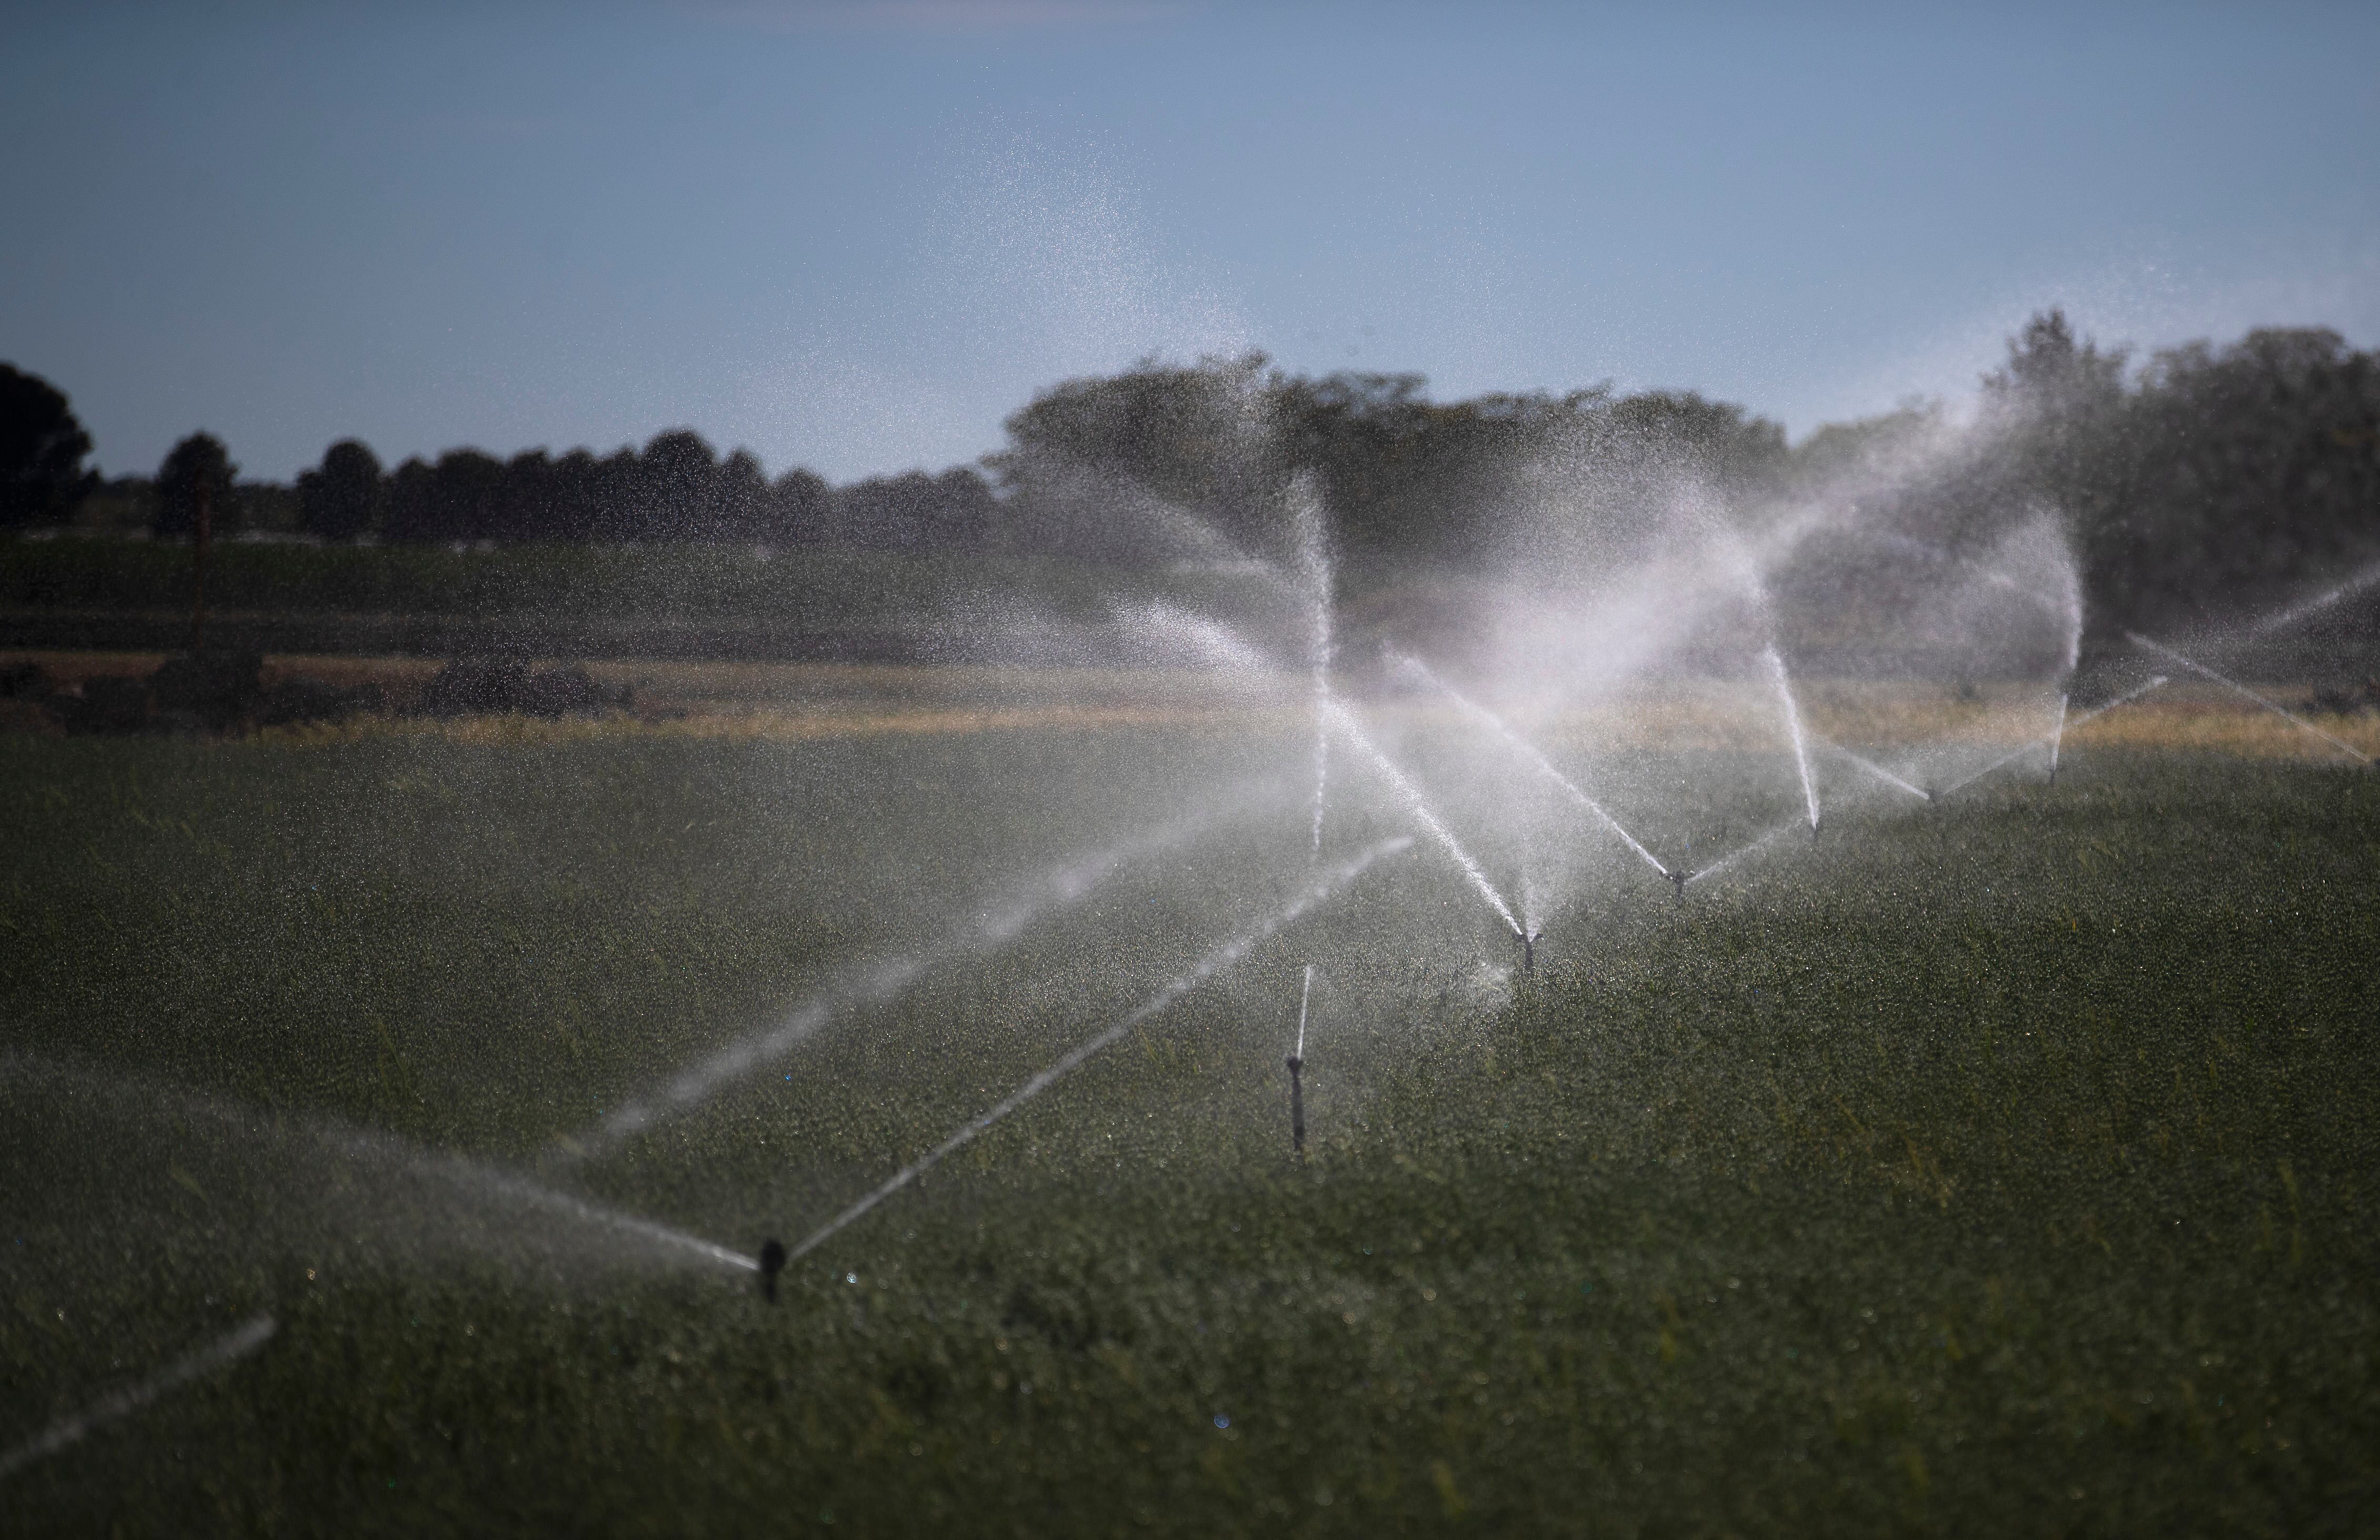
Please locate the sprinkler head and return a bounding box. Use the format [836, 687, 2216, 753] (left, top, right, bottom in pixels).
[1669, 869, 1687, 906]
[1284, 1055, 1307, 1156]
[1521, 930, 1536, 975]
[757, 1238, 787, 1304]
[1809, 818, 1821, 842]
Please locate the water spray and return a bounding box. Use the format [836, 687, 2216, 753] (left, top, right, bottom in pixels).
[1761, 645, 1822, 836]
[2126, 632, 2374, 765]
[1816, 736, 1930, 802]
[1388, 648, 1668, 881]
[2048, 692, 2070, 784]
[1322, 699, 1524, 936]
[1288, 964, 1313, 1154]
[572, 788, 1260, 1157]
[1935, 675, 2171, 798]
[781, 836, 1412, 1268]
[2, 1314, 278, 1482]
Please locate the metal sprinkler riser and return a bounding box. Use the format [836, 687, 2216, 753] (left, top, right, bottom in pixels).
[758, 1238, 786, 1303]
[1285, 1054, 1306, 1156]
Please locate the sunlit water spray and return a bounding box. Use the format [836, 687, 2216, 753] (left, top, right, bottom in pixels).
[2126, 631, 2374, 764]
[1, 1314, 278, 1483]
[1286, 962, 1314, 1156]
[1322, 698, 1523, 935]
[2, 1051, 756, 1274]
[2247, 555, 2380, 637]
[1937, 675, 2172, 796]
[2048, 692, 2071, 783]
[1761, 645, 1822, 833]
[1815, 735, 1930, 801]
[1683, 819, 1804, 888]
[574, 789, 1261, 1157]
[784, 836, 1412, 1265]
[1293, 478, 1336, 858]
[1389, 649, 1669, 878]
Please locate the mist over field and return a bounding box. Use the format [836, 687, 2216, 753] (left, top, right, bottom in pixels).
[5, 5, 2379, 1535]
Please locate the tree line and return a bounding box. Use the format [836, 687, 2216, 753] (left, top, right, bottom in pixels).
[5, 312, 2376, 634]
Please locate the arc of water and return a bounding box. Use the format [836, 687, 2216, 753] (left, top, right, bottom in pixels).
[2126, 632, 2374, 764]
[1, 1314, 278, 1483]
[1322, 698, 1523, 935]
[2247, 556, 2380, 637]
[1683, 820, 1802, 887]
[1295, 484, 1335, 860]
[1761, 645, 1822, 832]
[2048, 692, 2071, 778]
[1389, 650, 1669, 878]
[0, 1050, 757, 1274]
[1814, 736, 1930, 801]
[1295, 962, 1313, 1058]
[1936, 675, 2171, 797]
[785, 835, 1412, 1267]
[575, 787, 1264, 1156]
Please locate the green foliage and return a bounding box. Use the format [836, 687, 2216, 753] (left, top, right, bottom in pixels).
[0, 364, 97, 532]
[152, 433, 239, 541]
[298, 441, 385, 542]
[1, 728, 2375, 1532]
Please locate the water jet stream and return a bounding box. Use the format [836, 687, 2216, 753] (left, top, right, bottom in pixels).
[575, 789, 1261, 1156]
[1814, 736, 1930, 801]
[1294, 962, 1313, 1059]
[1322, 698, 1524, 935]
[2125, 632, 2373, 764]
[1389, 650, 1668, 878]
[1762, 645, 1822, 832]
[1296, 486, 1335, 859]
[1936, 676, 2172, 796]
[2247, 557, 2380, 637]
[1683, 822, 1803, 887]
[1, 1314, 277, 1483]
[785, 836, 1412, 1265]
[2048, 692, 2070, 782]
[0, 1051, 756, 1274]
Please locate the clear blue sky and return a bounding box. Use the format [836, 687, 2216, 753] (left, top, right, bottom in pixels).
[5, 1, 2376, 483]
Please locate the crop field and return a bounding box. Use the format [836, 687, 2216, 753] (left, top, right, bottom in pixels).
[3, 692, 2377, 1536]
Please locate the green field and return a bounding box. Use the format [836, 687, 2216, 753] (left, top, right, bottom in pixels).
[3, 711, 2377, 1535]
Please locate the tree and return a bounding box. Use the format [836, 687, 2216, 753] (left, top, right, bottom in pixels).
[297, 439, 384, 540]
[0, 363, 98, 530]
[153, 433, 238, 539]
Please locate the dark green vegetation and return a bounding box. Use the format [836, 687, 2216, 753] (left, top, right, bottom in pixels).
[0, 538, 1255, 660]
[11, 309, 2380, 643]
[3, 724, 2377, 1535]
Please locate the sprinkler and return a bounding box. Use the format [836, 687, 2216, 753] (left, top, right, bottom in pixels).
[1521, 929, 1536, 976]
[1669, 869, 1687, 906]
[1809, 817, 1821, 842]
[1284, 1054, 1306, 1156]
[757, 1238, 786, 1303]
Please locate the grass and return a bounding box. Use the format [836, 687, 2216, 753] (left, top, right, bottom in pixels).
[2, 705, 2377, 1536]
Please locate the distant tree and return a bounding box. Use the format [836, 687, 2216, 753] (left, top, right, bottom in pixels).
[636, 429, 721, 541]
[380, 449, 502, 542]
[0, 363, 98, 530]
[153, 433, 238, 539]
[297, 439, 384, 540]
[2082, 327, 2380, 632]
[712, 449, 769, 540]
[764, 467, 832, 543]
[835, 468, 997, 549]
